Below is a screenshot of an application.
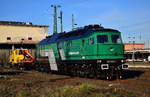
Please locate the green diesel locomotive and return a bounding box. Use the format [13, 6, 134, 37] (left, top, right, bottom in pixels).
[36, 25, 128, 79]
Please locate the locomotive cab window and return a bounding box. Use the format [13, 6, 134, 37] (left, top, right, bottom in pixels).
[19, 50, 23, 55]
[89, 38, 94, 45]
[97, 35, 108, 43]
[58, 42, 64, 49]
[58, 42, 61, 49]
[111, 35, 121, 43]
[67, 41, 72, 47]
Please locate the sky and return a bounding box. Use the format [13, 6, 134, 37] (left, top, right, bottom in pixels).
[0, 0, 150, 47]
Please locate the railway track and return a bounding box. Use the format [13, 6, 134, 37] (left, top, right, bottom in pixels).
[0, 67, 150, 97]
[68, 68, 150, 96]
[113, 68, 150, 96]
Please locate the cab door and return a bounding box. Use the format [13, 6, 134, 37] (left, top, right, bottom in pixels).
[80, 39, 86, 59]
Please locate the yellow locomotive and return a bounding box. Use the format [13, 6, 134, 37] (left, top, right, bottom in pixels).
[9, 49, 34, 68]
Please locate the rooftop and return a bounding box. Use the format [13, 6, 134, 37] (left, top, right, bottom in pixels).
[0, 21, 49, 27]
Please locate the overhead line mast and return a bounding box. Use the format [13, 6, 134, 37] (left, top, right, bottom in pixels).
[51, 5, 61, 34]
[72, 14, 77, 30]
[72, 14, 74, 30]
[59, 10, 63, 32]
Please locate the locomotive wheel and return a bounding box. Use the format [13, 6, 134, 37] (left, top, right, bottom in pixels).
[72, 64, 78, 77]
[88, 64, 97, 78]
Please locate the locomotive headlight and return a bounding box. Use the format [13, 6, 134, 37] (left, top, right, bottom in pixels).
[121, 60, 126, 63]
[97, 60, 102, 63]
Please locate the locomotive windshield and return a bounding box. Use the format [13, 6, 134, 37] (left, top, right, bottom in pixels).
[111, 35, 122, 43]
[97, 35, 108, 43]
[97, 34, 122, 44]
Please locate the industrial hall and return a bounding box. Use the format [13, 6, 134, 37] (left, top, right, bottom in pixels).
[0, 21, 48, 66]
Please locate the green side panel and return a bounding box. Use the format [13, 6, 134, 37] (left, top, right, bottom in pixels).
[36, 44, 52, 57]
[79, 34, 98, 60]
[36, 30, 125, 61]
[51, 44, 59, 58]
[63, 31, 125, 60]
[97, 44, 124, 59]
[62, 34, 98, 60]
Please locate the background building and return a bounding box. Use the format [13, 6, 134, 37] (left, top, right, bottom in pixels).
[124, 43, 145, 50]
[124, 43, 150, 62]
[0, 21, 48, 66]
[0, 21, 48, 44]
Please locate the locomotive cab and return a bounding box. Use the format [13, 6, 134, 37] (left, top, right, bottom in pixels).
[96, 31, 124, 59]
[95, 30, 128, 78]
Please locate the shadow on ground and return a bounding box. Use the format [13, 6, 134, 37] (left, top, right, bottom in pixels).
[123, 70, 144, 79]
[48, 77, 71, 82]
[0, 71, 25, 75]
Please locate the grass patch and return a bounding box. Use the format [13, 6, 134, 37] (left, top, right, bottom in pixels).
[50, 84, 141, 97]
[16, 90, 29, 97]
[79, 84, 95, 91]
[51, 86, 76, 97]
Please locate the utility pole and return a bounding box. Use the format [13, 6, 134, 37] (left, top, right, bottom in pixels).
[148, 40, 150, 49]
[51, 5, 61, 34]
[72, 14, 77, 30]
[59, 10, 63, 32]
[54, 5, 57, 33]
[72, 14, 74, 30]
[139, 32, 141, 40]
[132, 40, 135, 63]
[131, 37, 135, 63]
[129, 35, 136, 63]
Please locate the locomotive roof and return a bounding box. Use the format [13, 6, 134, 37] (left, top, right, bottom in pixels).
[38, 25, 120, 45]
